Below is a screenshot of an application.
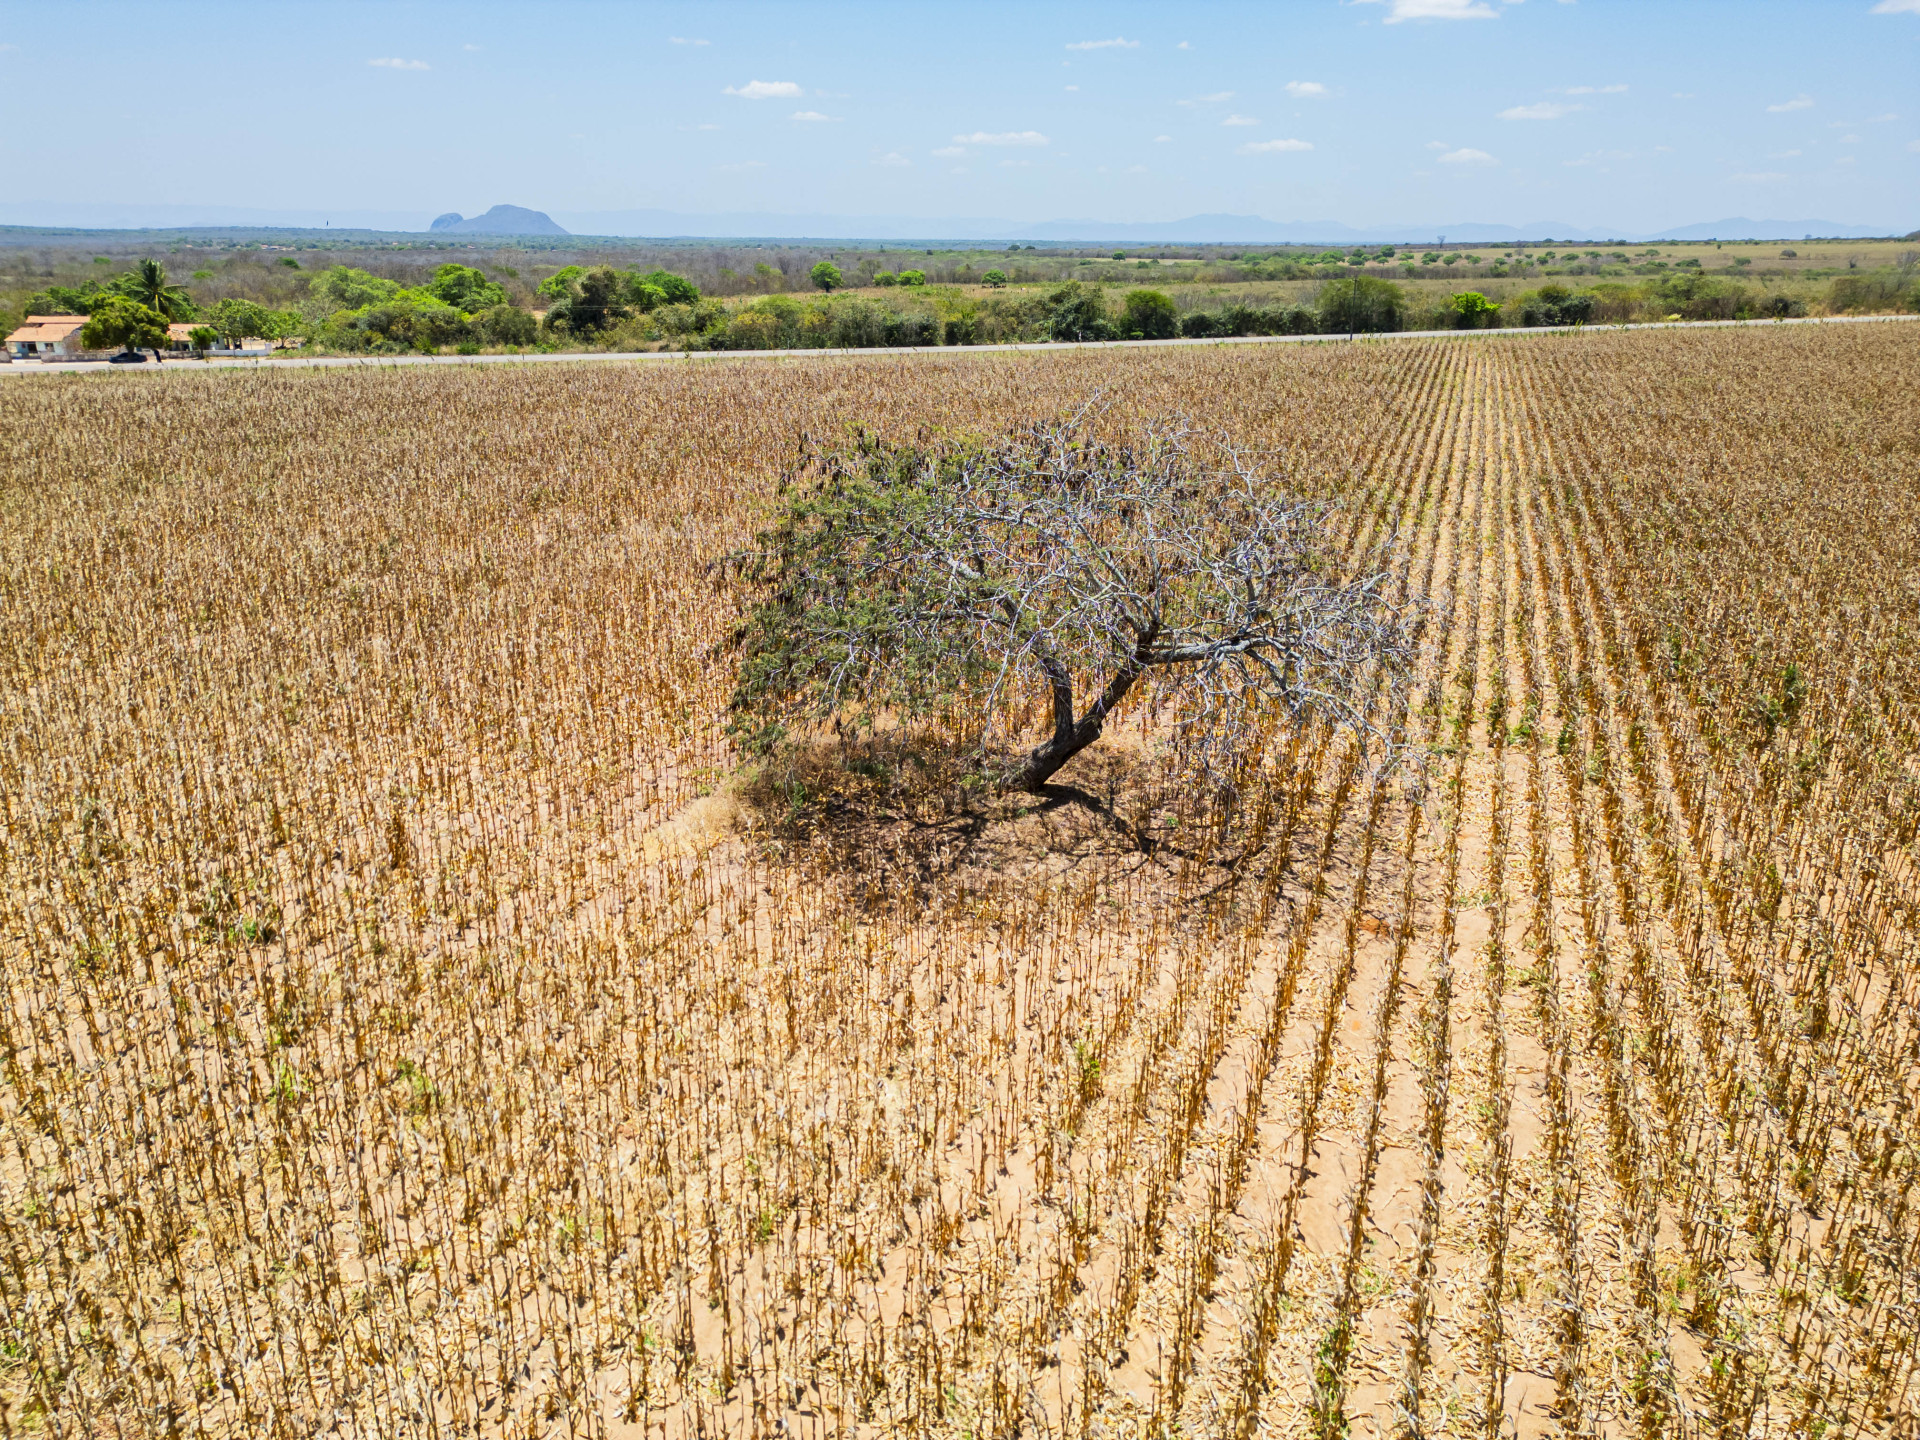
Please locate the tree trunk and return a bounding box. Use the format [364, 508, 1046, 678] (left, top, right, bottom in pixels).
[1007, 647, 1150, 793]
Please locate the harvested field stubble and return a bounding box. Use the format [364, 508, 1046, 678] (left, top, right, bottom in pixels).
[1, 327, 1916, 1439]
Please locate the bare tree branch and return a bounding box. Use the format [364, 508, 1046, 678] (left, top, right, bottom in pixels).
[729, 414, 1413, 793]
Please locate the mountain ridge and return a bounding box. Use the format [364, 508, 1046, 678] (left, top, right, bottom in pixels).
[0, 202, 1901, 245]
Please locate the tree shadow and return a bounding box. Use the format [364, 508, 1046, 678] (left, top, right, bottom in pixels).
[734, 727, 1295, 914]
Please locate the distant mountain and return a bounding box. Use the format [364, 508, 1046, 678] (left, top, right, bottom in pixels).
[430, 205, 568, 236]
[0, 201, 1902, 246]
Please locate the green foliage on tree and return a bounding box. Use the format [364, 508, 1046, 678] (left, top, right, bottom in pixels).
[1318, 275, 1407, 334]
[982, 269, 1008, 288]
[186, 326, 219, 352]
[474, 304, 537, 346]
[544, 266, 627, 333]
[114, 259, 196, 320]
[811, 261, 843, 292]
[537, 266, 586, 301]
[208, 298, 280, 342]
[1449, 291, 1501, 328]
[873, 272, 898, 287]
[638, 270, 700, 305]
[425, 264, 506, 313]
[728, 418, 1407, 792]
[1045, 282, 1112, 341]
[25, 283, 108, 315]
[79, 297, 169, 353]
[1121, 289, 1178, 340]
[898, 270, 927, 287]
[533, 270, 583, 305]
[312, 266, 401, 309]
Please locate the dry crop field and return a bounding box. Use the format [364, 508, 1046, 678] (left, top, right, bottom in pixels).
[1, 326, 1917, 1440]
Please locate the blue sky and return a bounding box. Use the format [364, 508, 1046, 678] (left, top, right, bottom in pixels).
[2, 0, 1915, 233]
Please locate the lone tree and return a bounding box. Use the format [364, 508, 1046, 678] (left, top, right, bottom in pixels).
[730, 416, 1409, 793]
[810, 261, 842, 292]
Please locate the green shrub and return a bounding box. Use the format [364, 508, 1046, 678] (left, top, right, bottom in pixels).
[425, 264, 506, 312]
[474, 304, 537, 346]
[1317, 276, 1406, 333]
[898, 270, 927, 287]
[1121, 289, 1177, 340]
[1827, 274, 1910, 313]
[1515, 285, 1595, 327]
[311, 266, 400, 310]
[1449, 291, 1501, 329]
[1046, 282, 1113, 341]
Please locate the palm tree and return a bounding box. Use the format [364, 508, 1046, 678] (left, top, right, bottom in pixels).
[118, 259, 195, 321]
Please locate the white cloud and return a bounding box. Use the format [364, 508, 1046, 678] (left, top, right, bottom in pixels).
[1363, 0, 1501, 22]
[873, 152, 911, 167]
[1501, 102, 1580, 120]
[1766, 94, 1814, 112]
[719, 160, 766, 172]
[1439, 147, 1497, 164]
[1840, 133, 1861, 142]
[1673, 92, 1696, 99]
[953, 130, 1049, 146]
[1154, 134, 1173, 142]
[1000, 158, 1032, 167]
[670, 36, 710, 45]
[1178, 91, 1234, 107]
[1127, 164, 1147, 172]
[725, 80, 803, 100]
[462, 43, 481, 51]
[1731, 170, 1788, 182]
[1286, 81, 1329, 99]
[1239, 138, 1314, 154]
[1223, 114, 1259, 126]
[1909, 138, 1920, 151]
[1065, 84, 1079, 91]
[1565, 148, 1633, 166]
[1426, 139, 1451, 149]
[1870, 0, 1920, 12]
[1177, 40, 1190, 49]
[1769, 148, 1803, 159]
[1565, 83, 1627, 94]
[791, 110, 840, 122]
[1066, 36, 1139, 49]
[932, 145, 966, 157]
[369, 57, 429, 70]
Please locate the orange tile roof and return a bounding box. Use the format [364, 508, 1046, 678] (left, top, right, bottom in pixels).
[7, 315, 89, 344]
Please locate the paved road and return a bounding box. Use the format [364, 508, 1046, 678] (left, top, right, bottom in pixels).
[3, 311, 1913, 378]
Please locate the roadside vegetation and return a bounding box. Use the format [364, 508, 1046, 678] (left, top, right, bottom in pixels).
[3, 234, 1915, 359]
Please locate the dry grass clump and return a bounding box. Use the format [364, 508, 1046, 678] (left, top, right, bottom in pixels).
[1, 326, 1916, 1439]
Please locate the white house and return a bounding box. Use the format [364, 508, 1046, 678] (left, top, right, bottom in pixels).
[6, 315, 95, 359]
